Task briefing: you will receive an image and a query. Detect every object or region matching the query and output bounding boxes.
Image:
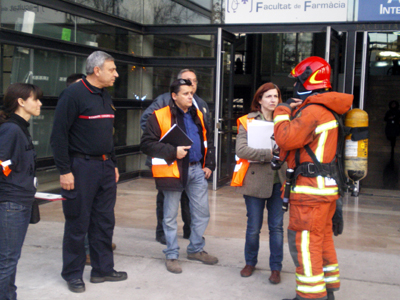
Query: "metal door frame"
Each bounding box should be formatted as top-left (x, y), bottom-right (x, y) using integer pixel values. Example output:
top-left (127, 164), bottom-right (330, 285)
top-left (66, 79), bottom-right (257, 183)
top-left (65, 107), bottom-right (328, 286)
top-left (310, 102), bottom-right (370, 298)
top-left (213, 28), bottom-right (236, 190)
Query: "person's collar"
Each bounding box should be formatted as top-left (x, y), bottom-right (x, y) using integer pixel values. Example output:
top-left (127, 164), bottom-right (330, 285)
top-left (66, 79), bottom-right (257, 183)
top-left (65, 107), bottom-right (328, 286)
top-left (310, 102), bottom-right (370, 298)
top-left (10, 113), bottom-right (30, 128)
top-left (176, 105), bottom-right (188, 115)
top-left (82, 76), bottom-right (103, 94)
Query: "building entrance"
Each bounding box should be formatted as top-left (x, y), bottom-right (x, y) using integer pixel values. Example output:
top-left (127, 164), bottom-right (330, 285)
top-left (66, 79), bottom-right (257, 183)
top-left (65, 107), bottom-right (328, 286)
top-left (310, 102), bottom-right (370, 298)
top-left (362, 32), bottom-right (400, 190)
top-left (215, 29), bottom-right (346, 189)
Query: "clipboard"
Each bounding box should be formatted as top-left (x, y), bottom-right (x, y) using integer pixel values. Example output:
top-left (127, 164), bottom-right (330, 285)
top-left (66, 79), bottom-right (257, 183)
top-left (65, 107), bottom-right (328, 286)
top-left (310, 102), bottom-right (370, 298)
top-left (159, 124), bottom-right (193, 146)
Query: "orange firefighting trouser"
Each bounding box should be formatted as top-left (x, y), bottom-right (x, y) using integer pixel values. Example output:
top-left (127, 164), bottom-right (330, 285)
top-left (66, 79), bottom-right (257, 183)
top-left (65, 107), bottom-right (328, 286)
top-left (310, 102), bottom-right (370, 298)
top-left (287, 201), bottom-right (340, 300)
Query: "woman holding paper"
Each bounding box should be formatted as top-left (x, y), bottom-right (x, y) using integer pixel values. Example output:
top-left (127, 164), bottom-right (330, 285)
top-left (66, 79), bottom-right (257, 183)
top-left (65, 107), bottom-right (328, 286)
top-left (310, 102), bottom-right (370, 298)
top-left (232, 82), bottom-right (286, 283)
top-left (0, 83), bottom-right (42, 300)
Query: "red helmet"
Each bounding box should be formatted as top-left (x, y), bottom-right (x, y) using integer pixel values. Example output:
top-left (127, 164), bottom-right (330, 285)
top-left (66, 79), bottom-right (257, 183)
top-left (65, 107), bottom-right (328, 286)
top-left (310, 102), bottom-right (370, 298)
top-left (290, 56), bottom-right (332, 91)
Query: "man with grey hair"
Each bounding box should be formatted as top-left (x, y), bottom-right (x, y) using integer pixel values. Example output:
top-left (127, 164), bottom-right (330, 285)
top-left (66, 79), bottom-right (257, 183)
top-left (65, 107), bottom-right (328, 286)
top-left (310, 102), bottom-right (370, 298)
top-left (51, 51), bottom-right (127, 293)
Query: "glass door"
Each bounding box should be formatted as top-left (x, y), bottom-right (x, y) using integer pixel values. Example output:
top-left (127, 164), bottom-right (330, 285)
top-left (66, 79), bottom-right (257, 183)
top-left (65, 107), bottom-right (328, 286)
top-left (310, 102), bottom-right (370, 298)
top-left (213, 28), bottom-right (236, 190)
top-left (325, 26), bottom-right (346, 93)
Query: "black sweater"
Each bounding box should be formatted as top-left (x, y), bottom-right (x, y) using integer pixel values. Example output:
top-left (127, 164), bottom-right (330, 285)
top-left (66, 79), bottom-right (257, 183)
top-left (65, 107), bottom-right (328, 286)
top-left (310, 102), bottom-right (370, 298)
top-left (0, 114), bottom-right (36, 205)
top-left (50, 77), bottom-right (116, 175)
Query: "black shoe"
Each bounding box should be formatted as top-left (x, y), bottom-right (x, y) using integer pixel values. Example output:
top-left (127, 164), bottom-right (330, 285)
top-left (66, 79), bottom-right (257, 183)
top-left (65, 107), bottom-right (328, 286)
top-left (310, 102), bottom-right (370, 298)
top-left (156, 234), bottom-right (166, 245)
top-left (67, 278), bottom-right (85, 293)
top-left (328, 291), bottom-right (335, 300)
top-left (90, 271), bottom-right (128, 283)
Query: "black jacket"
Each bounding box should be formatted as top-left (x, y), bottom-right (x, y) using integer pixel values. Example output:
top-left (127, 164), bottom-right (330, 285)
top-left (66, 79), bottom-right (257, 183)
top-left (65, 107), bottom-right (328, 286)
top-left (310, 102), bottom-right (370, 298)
top-left (140, 100), bottom-right (215, 191)
top-left (50, 77), bottom-right (116, 175)
top-left (0, 114), bottom-right (36, 205)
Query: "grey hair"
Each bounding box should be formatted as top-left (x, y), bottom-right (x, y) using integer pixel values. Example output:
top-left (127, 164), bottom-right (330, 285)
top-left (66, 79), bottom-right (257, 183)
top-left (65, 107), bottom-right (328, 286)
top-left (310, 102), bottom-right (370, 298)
top-left (86, 51), bottom-right (114, 75)
top-left (177, 69), bottom-right (196, 79)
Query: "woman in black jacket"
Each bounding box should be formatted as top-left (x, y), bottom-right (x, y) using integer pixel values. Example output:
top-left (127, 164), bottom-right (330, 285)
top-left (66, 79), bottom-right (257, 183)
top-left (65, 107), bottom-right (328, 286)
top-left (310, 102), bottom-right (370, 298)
top-left (0, 83), bottom-right (42, 300)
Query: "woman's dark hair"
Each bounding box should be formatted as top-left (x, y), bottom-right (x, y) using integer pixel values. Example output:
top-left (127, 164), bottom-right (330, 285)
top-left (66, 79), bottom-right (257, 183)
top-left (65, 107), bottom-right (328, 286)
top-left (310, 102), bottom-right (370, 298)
top-left (0, 83), bottom-right (43, 125)
top-left (250, 82), bottom-right (282, 112)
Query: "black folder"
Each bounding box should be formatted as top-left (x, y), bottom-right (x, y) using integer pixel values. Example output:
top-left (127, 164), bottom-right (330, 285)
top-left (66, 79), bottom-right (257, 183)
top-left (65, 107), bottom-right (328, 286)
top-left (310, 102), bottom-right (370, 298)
top-left (159, 124), bottom-right (193, 146)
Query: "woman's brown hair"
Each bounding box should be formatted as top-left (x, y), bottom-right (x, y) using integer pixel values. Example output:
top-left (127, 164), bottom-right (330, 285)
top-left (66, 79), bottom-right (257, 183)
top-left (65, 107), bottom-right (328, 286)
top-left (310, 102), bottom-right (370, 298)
top-left (250, 82), bottom-right (282, 112)
top-left (0, 83), bottom-right (43, 125)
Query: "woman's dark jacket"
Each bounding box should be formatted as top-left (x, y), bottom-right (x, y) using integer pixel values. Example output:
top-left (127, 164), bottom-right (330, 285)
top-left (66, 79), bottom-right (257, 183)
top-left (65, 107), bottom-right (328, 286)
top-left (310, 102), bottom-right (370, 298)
top-left (0, 114), bottom-right (36, 205)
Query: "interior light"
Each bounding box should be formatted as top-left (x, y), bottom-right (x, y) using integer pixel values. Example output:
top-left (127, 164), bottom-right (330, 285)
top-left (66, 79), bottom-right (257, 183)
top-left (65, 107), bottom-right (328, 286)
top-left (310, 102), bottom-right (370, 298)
top-left (379, 51), bottom-right (400, 57)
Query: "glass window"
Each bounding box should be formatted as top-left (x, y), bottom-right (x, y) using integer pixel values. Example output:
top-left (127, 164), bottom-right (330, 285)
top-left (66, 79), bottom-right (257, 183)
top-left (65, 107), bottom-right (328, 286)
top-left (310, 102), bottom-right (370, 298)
top-left (61, 0), bottom-right (211, 24)
top-left (369, 32), bottom-right (400, 76)
top-left (68, 0), bottom-right (144, 24)
top-left (145, 35), bottom-right (214, 57)
top-left (114, 109), bottom-right (143, 147)
top-left (117, 153), bottom-right (147, 174)
top-left (30, 110), bottom-right (55, 159)
top-left (190, 0), bottom-right (212, 10)
top-left (1, 44), bottom-right (145, 99)
top-left (141, 67), bottom-right (214, 103)
top-left (0, 0), bottom-right (143, 55)
top-left (143, 0), bottom-right (210, 24)
top-left (261, 33), bottom-right (313, 75)
top-left (4, 44), bottom-right (86, 96)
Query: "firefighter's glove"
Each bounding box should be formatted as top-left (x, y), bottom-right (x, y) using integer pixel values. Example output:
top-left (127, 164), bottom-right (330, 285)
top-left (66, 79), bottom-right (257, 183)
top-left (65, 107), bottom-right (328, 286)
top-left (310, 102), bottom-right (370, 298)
top-left (286, 98), bottom-right (297, 105)
top-left (332, 198), bottom-right (344, 236)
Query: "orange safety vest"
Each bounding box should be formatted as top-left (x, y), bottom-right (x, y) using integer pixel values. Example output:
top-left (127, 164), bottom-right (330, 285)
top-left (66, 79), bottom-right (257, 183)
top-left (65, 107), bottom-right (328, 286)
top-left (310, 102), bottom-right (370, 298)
top-left (231, 115), bottom-right (254, 187)
top-left (151, 106), bottom-right (208, 178)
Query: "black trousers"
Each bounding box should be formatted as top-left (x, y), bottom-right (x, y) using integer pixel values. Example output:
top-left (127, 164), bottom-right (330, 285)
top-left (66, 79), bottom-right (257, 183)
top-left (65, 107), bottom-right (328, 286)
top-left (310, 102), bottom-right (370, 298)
top-left (156, 190), bottom-right (191, 237)
top-left (61, 157), bottom-right (116, 281)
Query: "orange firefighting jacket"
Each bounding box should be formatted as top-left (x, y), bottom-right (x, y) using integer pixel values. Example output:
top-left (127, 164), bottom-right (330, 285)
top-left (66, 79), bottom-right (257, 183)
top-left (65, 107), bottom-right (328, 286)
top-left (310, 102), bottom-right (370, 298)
top-left (273, 92), bottom-right (353, 204)
top-left (231, 115), bottom-right (254, 186)
top-left (151, 106), bottom-right (207, 178)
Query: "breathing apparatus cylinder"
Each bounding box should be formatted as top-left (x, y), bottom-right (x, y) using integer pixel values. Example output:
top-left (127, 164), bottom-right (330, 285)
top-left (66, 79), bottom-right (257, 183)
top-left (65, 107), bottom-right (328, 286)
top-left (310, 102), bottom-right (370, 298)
top-left (344, 109), bottom-right (368, 195)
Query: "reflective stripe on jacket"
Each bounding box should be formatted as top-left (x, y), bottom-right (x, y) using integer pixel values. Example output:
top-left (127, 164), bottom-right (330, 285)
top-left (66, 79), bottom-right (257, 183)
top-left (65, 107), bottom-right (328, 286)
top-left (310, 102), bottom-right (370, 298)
top-left (231, 115), bottom-right (254, 187)
top-left (151, 106), bottom-right (207, 178)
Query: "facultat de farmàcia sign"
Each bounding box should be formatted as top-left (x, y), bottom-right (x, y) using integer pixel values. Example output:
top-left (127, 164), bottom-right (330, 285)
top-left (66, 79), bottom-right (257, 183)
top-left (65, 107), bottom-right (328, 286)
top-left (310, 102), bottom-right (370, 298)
top-left (224, 0), bottom-right (348, 24)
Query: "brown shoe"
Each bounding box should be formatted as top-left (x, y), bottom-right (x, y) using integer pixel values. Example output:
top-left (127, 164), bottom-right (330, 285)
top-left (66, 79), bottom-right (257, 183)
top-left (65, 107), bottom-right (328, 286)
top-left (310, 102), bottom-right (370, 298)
top-left (112, 243), bottom-right (116, 251)
top-left (269, 270), bottom-right (281, 284)
top-left (85, 254), bottom-right (91, 266)
top-left (240, 265), bottom-right (255, 277)
top-left (187, 251), bottom-right (218, 265)
top-left (165, 259), bottom-right (182, 274)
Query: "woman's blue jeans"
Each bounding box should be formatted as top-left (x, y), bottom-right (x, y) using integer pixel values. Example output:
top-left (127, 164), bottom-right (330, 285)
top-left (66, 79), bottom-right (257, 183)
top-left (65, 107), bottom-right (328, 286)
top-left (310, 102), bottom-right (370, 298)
top-left (0, 201), bottom-right (31, 300)
top-left (244, 183), bottom-right (284, 271)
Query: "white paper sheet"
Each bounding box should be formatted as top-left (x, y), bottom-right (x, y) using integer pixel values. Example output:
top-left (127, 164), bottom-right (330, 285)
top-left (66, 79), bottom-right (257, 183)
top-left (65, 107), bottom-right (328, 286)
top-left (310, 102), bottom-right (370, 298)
top-left (247, 120), bottom-right (274, 149)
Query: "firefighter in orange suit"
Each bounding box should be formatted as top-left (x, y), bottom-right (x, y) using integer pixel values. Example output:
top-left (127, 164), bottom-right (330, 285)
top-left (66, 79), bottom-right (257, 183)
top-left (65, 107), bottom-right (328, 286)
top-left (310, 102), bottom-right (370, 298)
top-left (273, 57), bottom-right (353, 300)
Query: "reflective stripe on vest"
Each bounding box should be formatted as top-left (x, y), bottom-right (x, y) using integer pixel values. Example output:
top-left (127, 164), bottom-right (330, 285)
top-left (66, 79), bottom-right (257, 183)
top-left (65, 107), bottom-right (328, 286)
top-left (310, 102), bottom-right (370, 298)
top-left (230, 115), bottom-right (254, 187)
top-left (152, 106), bottom-right (207, 178)
top-left (0, 160), bottom-right (12, 176)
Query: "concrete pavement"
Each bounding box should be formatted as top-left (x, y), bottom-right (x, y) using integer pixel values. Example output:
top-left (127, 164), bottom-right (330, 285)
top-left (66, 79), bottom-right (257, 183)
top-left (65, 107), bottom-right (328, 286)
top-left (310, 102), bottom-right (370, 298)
top-left (16, 220), bottom-right (400, 300)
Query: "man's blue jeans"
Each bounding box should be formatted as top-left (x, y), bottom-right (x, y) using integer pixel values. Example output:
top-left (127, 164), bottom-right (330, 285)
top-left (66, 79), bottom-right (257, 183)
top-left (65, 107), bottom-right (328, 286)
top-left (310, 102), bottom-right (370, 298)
top-left (162, 163), bottom-right (210, 259)
top-left (0, 201), bottom-right (31, 300)
top-left (244, 183), bottom-right (284, 271)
